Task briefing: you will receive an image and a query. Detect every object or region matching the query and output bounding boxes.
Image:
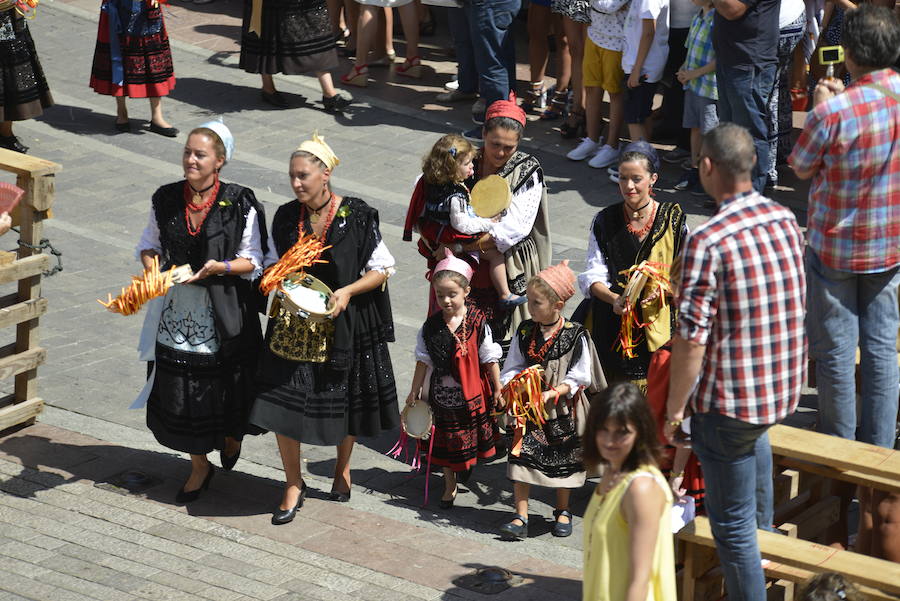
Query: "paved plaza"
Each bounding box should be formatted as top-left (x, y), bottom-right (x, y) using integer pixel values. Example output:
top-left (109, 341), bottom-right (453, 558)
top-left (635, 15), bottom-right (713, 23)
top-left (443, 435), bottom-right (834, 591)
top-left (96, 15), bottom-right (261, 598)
top-left (0, 3), bottom-right (814, 599)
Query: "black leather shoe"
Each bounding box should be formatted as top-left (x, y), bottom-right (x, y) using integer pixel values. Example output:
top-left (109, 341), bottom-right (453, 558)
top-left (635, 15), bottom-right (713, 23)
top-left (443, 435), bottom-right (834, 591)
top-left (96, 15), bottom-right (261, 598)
top-left (149, 122), bottom-right (179, 137)
top-left (328, 488), bottom-right (351, 503)
top-left (438, 486), bottom-right (457, 509)
top-left (272, 481), bottom-right (307, 525)
top-left (220, 445), bottom-right (241, 471)
top-left (322, 92), bottom-right (350, 114)
top-left (499, 514), bottom-right (528, 540)
top-left (0, 135), bottom-right (28, 154)
top-left (261, 90), bottom-right (288, 108)
top-left (551, 509), bottom-right (573, 538)
top-left (114, 120), bottom-right (131, 132)
top-left (175, 465), bottom-right (214, 504)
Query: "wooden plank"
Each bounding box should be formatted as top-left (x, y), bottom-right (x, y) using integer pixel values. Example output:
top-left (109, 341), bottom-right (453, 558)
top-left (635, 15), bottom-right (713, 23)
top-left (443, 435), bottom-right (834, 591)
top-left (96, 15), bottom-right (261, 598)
top-left (0, 397), bottom-right (42, 432)
top-left (0, 148), bottom-right (59, 177)
top-left (26, 174), bottom-right (56, 212)
top-left (777, 456), bottom-right (900, 495)
top-left (779, 496), bottom-right (840, 541)
top-left (0, 298), bottom-right (47, 330)
top-left (0, 254), bottom-right (50, 286)
top-left (15, 185), bottom-right (43, 404)
top-left (769, 424), bottom-right (900, 483)
top-left (0, 347), bottom-right (45, 380)
top-left (774, 469), bottom-right (800, 507)
top-left (765, 562), bottom-right (900, 601)
top-left (679, 517), bottom-right (900, 595)
top-left (0, 251), bottom-right (15, 266)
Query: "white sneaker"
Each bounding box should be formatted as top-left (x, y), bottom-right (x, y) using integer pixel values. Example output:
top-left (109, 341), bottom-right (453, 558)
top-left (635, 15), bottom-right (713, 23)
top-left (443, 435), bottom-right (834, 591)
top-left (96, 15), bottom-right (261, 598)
top-left (608, 167), bottom-right (620, 184)
top-left (567, 138), bottom-right (601, 161)
top-left (444, 79), bottom-right (459, 91)
top-left (588, 144), bottom-right (619, 169)
top-left (607, 165), bottom-right (618, 176)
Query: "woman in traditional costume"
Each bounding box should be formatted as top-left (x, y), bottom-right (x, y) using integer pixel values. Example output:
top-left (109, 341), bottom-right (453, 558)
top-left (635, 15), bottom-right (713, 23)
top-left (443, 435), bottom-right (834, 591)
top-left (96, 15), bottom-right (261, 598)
top-left (250, 133), bottom-right (398, 525)
top-left (582, 382), bottom-right (677, 601)
top-left (0, 7), bottom-right (53, 153)
top-left (498, 261), bottom-right (606, 540)
top-left (405, 251), bottom-right (503, 509)
top-left (90, 0), bottom-right (178, 136)
top-left (136, 121), bottom-right (268, 502)
top-left (576, 141), bottom-right (687, 389)
top-left (405, 99), bottom-right (551, 347)
top-left (240, 0), bottom-right (350, 112)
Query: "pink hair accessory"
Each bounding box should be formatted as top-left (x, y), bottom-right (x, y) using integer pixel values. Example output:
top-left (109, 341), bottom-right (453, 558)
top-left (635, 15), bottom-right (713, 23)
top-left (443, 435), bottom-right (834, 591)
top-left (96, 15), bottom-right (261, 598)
top-left (434, 247), bottom-right (474, 282)
top-left (537, 259), bottom-right (576, 302)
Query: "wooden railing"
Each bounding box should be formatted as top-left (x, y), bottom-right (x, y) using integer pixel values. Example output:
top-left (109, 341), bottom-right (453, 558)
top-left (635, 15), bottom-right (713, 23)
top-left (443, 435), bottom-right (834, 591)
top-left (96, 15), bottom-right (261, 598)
top-left (0, 148), bottom-right (59, 432)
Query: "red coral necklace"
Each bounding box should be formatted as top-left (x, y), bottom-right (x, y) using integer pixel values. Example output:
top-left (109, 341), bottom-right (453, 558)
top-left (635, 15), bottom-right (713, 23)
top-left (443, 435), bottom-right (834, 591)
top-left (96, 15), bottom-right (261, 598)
top-left (183, 176), bottom-right (220, 237)
top-left (527, 316), bottom-right (563, 363)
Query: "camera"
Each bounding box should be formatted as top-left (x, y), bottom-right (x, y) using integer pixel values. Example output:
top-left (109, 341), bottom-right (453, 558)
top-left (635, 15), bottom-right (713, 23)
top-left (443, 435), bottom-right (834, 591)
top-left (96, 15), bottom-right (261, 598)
top-left (818, 45), bottom-right (845, 78)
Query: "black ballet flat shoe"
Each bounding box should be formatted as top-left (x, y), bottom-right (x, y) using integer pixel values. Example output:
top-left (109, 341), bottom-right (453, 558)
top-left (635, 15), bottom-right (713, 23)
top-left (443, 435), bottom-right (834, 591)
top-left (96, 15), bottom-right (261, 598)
top-left (149, 121), bottom-right (179, 138)
top-left (261, 90), bottom-right (288, 108)
top-left (175, 465), bottom-right (214, 504)
top-left (114, 120), bottom-right (131, 133)
top-left (439, 486), bottom-right (458, 509)
top-left (0, 135), bottom-right (28, 154)
top-left (328, 488), bottom-right (351, 503)
top-left (499, 514), bottom-right (529, 540)
top-left (220, 446), bottom-right (241, 471)
top-left (322, 92), bottom-right (351, 114)
top-left (271, 481), bottom-right (308, 525)
top-left (551, 509), bottom-right (573, 538)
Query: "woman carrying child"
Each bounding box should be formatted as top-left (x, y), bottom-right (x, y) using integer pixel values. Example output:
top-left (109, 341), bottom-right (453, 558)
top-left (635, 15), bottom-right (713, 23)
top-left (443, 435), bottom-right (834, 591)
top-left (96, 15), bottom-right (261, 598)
top-left (498, 260), bottom-right (606, 539)
top-left (405, 250), bottom-right (504, 508)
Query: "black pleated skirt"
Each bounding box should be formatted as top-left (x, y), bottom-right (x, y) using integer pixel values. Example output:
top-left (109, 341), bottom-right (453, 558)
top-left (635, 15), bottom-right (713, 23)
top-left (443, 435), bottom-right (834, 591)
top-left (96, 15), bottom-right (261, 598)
top-left (0, 11), bottom-right (53, 121)
top-left (239, 0), bottom-right (338, 75)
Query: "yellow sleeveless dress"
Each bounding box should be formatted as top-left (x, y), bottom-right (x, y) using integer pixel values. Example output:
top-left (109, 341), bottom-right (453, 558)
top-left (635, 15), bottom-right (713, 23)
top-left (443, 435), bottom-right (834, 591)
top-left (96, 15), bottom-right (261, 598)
top-left (582, 464), bottom-right (677, 601)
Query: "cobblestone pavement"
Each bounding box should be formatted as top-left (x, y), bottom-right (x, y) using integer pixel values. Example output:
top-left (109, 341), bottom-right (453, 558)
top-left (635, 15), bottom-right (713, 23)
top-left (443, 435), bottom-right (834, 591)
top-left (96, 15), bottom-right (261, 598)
top-left (1, 2), bottom-right (814, 598)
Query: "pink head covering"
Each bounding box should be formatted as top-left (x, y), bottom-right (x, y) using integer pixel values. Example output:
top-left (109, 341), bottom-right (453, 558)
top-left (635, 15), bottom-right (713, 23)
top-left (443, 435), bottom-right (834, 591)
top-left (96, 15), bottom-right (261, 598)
top-left (433, 248), bottom-right (474, 282)
top-left (537, 260), bottom-right (576, 302)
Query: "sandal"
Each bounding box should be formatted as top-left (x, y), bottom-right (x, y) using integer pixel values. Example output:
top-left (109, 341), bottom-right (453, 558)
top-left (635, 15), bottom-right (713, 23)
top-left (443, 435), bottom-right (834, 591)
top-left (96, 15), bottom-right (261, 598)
top-left (522, 81), bottom-right (546, 114)
top-left (341, 64), bottom-right (368, 87)
top-left (540, 87), bottom-right (569, 121)
top-left (560, 109), bottom-right (585, 139)
top-left (396, 55), bottom-right (423, 79)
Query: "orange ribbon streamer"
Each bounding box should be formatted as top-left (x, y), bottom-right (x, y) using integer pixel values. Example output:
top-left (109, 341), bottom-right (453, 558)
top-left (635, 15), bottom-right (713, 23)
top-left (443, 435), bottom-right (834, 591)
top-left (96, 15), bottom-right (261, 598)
top-left (499, 366), bottom-right (550, 457)
top-left (259, 234), bottom-right (331, 295)
top-left (616, 260), bottom-right (672, 359)
top-left (98, 255), bottom-right (175, 316)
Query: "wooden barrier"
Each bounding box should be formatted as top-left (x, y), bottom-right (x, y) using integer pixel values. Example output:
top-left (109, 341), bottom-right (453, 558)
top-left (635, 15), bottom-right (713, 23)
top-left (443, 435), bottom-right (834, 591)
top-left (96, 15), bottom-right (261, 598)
top-left (0, 148), bottom-right (59, 432)
top-left (679, 517), bottom-right (900, 601)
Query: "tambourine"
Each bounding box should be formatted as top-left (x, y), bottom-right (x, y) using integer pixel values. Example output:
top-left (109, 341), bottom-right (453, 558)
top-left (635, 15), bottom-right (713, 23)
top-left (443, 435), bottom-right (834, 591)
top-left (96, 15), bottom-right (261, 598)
top-left (401, 401), bottom-right (433, 440)
top-left (276, 272), bottom-right (335, 322)
top-left (622, 265), bottom-right (649, 307)
top-left (469, 174), bottom-right (511, 218)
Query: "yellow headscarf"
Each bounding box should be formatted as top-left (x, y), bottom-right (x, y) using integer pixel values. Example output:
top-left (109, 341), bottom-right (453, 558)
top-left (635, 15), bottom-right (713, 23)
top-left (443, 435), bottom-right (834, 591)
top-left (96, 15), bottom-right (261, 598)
top-left (296, 132), bottom-right (340, 171)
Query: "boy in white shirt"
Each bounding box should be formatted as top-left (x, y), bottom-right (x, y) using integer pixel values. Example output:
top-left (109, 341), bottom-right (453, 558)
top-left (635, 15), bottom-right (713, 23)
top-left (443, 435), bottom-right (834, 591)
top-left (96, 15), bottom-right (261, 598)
top-left (621, 0), bottom-right (669, 147)
top-left (566, 0), bottom-right (632, 170)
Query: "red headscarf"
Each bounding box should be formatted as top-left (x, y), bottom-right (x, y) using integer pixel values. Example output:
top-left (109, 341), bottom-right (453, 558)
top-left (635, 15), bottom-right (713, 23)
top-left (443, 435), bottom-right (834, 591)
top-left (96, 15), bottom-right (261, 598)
top-left (485, 97), bottom-right (526, 127)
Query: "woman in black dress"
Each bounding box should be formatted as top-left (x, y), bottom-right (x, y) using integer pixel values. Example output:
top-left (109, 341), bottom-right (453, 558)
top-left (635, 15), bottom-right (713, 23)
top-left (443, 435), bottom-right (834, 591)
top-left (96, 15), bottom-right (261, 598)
top-left (0, 8), bottom-right (53, 153)
top-left (136, 121), bottom-right (268, 502)
top-left (251, 133), bottom-right (398, 524)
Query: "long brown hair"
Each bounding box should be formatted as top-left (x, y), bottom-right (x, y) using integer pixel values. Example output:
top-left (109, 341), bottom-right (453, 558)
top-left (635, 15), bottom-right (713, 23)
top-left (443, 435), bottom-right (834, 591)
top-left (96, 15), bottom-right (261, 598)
top-left (582, 382), bottom-right (662, 473)
top-left (422, 134), bottom-right (474, 186)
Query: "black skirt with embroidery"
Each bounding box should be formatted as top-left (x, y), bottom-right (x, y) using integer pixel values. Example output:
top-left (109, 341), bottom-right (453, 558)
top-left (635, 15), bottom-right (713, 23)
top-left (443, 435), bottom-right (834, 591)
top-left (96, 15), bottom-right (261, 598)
top-left (0, 11), bottom-right (52, 121)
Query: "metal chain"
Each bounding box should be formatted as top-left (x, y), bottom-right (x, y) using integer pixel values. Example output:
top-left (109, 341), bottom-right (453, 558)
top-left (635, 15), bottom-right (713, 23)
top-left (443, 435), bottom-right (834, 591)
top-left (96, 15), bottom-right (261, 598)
top-left (12, 226), bottom-right (63, 277)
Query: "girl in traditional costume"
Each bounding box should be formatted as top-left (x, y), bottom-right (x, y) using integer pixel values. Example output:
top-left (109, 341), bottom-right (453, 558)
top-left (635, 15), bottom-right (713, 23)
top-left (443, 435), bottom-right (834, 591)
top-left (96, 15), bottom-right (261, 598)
top-left (498, 260), bottom-right (606, 539)
top-left (405, 250), bottom-right (503, 509)
top-left (239, 0), bottom-right (350, 113)
top-left (250, 133), bottom-right (398, 525)
top-left (136, 121), bottom-right (268, 502)
top-left (0, 7), bottom-right (53, 153)
top-left (90, 0), bottom-right (178, 136)
top-left (576, 141), bottom-right (687, 389)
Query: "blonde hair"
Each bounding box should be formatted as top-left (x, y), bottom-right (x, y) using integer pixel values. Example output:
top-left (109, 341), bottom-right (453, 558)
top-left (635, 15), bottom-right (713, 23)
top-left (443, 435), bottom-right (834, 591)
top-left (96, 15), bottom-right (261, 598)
top-left (422, 134), bottom-right (475, 186)
top-left (527, 276), bottom-right (562, 306)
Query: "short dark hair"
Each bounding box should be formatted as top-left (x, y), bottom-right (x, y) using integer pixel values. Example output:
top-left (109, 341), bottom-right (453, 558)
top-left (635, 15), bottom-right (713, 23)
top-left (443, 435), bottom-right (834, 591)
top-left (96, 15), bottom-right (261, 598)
top-left (843, 5), bottom-right (900, 69)
top-left (483, 117), bottom-right (524, 139)
top-left (582, 382), bottom-right (662, 473)
top-left (701, 123), bottom-right (756, 180)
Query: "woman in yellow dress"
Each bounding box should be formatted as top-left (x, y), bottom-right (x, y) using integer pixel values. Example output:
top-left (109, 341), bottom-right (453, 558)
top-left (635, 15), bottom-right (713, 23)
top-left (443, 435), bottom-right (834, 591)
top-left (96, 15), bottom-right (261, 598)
top-left (581, 381), bottom-right (676, 601)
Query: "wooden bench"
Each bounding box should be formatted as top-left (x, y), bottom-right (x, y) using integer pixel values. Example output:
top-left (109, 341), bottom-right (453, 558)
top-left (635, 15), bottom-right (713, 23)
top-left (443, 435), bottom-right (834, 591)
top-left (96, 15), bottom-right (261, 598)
top-left (678, 517), bottom-right (900, 601)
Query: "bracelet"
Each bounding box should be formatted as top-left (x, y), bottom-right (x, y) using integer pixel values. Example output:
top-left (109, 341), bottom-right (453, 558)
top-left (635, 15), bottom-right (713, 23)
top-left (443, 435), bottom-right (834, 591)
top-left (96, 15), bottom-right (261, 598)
top-left (223, 260), bottom-right (231, 274)
top-left (666, 418), bottom-right (682, 428)
top-left (670, 471), bottom-right (685, 479)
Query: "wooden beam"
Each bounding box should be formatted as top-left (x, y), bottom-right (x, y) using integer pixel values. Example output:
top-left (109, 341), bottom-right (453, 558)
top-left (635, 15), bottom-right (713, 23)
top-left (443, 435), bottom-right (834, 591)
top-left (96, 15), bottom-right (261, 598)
top-left (766, 562), bottom-right (900, 601)
top-left (680, 517), bottom-right (900, 595)
top-left (0, 397), bottom-right (43, 432)
top-left (776, 456), bottom-right (900, 495)
top-left (769, 424), bottom-right (900, 483)
top-left (0, 149), bottom-right (59, 177)
top-left (0, 298), bottom-right (47, 330)
top-left (0, 347), bottom-right (45, 380)
top-left (0, 254), bottom-right (50, 286)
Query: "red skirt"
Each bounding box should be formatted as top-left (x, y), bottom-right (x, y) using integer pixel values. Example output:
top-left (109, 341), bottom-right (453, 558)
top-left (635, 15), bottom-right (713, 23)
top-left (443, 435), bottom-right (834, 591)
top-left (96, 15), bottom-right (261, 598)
top-left (89, 4), bottom-right (175, 98)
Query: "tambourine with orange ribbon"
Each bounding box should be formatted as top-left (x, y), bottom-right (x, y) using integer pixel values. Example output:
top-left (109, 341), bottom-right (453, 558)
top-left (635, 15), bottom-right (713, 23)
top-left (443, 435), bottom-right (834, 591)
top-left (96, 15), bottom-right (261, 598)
top-left (616, 260), bottom-right (672, 359)
top-left (499, 365), bottom-right (554, 457)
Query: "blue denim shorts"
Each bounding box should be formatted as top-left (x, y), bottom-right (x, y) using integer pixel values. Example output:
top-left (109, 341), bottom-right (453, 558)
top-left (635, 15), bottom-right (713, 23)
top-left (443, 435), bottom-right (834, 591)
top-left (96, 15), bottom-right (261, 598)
top-left (682, 88), bottom-right (719, 133)
top-left (623, 76), bottom-right (658, 123)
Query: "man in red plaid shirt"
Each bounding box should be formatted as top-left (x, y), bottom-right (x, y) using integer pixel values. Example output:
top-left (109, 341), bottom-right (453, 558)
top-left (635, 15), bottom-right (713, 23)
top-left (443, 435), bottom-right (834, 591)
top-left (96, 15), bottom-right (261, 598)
top-left (665, 123), bottom-right (806, 601)
top-left (789, 4), bottom-right (900, 558)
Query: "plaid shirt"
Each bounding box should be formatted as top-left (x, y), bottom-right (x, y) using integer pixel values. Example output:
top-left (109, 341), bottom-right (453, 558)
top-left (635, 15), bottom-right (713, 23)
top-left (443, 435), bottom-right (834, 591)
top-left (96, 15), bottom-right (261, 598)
top-left (789, 68), bottom-right (900, 273)
top-left (677, 191), bottom-right (806, 425)
top-left (682, 8), bottom-right (717, 100)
